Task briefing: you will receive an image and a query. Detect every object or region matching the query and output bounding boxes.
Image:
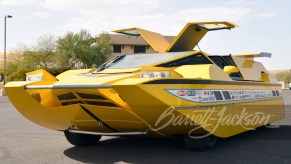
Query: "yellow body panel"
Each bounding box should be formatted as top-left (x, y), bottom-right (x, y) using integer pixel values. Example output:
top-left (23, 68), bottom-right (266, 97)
top-left (5, 81), bottom-right (149, 133)
top-left (166, 22), bottom-right (237, 52)
top-left (56, 68), bottom-right (96, 80)
top-left (175, 64), bottom-right (231, 80)
top-left (5, 81), bottom-right (76, 130)
top-left (99, 68), bottom-right (140, 74)
top-left (113, 82), bottom-right (284, 137)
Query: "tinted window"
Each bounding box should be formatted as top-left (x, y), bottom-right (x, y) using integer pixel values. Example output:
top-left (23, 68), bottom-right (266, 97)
top-left (107, 52), bottom-right (191, 69)
top-left (223, 56), bottom-right (236, 66)
top-left (158, 54), bottom-right (212, 67)
top-left (209, 56), bottom-right (229, 69)
top-left (210, 55), bottom-right (243, 80)
top-left (134, 46), bottom-right (146, 53)
top-left (223, 56), bottom-right (244, 80)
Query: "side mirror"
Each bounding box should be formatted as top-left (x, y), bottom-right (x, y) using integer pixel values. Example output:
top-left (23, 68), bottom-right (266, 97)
top-left (223, 66), bottom-right (239, 75)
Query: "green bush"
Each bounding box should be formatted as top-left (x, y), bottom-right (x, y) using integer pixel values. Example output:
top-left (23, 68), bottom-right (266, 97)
top-left (7, 68), bottom-right (27, 81)
top-left (274, 71), bottom-right (291, 85)
top-left (6, 68), bottom-right (70, 82)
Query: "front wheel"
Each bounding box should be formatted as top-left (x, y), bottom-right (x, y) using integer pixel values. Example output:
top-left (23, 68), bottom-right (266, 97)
top-left (64, 130), bottom-right (102, 146)
top-left (183, 134), bottom-right (216, 151)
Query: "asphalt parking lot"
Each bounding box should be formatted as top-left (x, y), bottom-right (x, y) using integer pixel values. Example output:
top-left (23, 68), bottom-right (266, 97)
top-left (0, 91), bottom-right (291, 164)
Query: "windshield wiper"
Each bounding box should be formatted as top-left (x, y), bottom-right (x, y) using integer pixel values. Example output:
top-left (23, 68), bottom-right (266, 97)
top-left (97, 55), bottom-right (126, 72)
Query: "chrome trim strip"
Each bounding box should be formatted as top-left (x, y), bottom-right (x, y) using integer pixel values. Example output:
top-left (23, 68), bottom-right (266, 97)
top-left (68, 130), bottom-right (148, 136)
top-left (24, 84), bottom-right (112, 90)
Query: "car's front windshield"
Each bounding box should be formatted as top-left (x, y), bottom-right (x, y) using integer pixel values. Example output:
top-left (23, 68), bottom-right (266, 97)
top-left (104, 51), bottom-right (192, 69)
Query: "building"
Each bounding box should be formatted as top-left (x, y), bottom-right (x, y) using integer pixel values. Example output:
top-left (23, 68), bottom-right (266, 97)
top-left (108, 34), bottom-right (175, 59)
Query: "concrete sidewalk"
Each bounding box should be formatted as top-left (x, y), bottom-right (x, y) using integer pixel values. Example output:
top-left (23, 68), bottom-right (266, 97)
top-left (0, 95), bottom-right (8, 102)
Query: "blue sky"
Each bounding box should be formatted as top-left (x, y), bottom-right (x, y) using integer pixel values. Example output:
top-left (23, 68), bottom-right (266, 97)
top-left (0, 0), bottom-right (291, 70)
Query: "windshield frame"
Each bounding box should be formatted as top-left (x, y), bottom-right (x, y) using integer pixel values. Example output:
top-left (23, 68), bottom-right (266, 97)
top-left (100, 51), bottom-right (213, 70)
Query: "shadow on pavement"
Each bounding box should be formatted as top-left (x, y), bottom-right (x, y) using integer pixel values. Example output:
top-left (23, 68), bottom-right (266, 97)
top-left (64, 125), bottom-right (291, 164)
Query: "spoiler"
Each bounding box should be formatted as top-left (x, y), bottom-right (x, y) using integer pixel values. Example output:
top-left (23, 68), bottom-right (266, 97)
top-left (232, 52), bottom-right (272, 58)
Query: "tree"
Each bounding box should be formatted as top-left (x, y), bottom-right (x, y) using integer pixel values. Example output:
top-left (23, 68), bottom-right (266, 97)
top-left (275, 70), bottom-right (291, 85)
top-left (56, 30), bottom-right (112, 69)
top-left (5, 30), bottom-right (112, 81)
top-left (5, 34), bottom-right (57, 81)
top-left (24, 34), bottom-right (57, 70)
top-left (5, 48), bottom-right (29, 81)
top-left (93, 32), bottom-right (112, 67)
top-left (55, 32), bottom-right (78, 69)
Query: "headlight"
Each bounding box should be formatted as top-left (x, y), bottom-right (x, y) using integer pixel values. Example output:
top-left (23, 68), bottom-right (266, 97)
top-left (26, 73), bottom-right (43, 82)
top-left (141, 71), bottom-right (170, 78)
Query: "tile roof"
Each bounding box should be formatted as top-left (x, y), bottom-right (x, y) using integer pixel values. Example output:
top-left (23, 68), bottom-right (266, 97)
top-left (109, 34), bottom-right (175, 45)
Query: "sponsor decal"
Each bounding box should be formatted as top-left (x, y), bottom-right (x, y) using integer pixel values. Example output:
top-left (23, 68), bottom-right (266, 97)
top-left (177, 90), bottom-right (187, 96)
top-left (166, 89), bottom-right (282, 103)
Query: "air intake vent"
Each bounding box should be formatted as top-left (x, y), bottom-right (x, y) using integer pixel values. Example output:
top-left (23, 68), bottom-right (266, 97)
top-left (86, 101), bottom-right (118, 107)
top-left (57, 93), bottom-right (77, 100)
top-left (62, 101), bottom-right (82, 106)
top-left (76, 92), bottom-right (107, 100)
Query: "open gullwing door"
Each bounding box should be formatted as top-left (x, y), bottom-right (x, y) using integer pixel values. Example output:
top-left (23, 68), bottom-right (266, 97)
top-left (113, 22), bottom-right (238, 53)
top-left (167, 22), bottom-right (238, 52)
top-left (112, 27), bottom-right (170, 53)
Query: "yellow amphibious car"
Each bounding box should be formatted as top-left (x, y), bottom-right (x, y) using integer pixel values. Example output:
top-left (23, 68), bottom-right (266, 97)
top-left (5, 22), bottom-right (285, 151)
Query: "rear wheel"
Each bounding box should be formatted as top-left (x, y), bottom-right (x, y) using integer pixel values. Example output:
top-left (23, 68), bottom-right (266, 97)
top-left (183, 134), bottom-right (216, 151)
top-left (64, 130), bottom-right (102, 146)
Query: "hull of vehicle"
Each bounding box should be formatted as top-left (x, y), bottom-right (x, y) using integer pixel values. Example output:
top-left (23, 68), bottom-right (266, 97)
top-left (4, 80), bottom-right (149, 134)
top-left (5, 77), bottom-right (285, 138)
top-left (113, 79), bottom-right (285, 137)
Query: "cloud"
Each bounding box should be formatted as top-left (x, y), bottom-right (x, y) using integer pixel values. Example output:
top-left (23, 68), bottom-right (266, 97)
top-left (42, 0), bottom-right (160, 14)
top-left (173, 7), bottom-right (250, 22)
top-left (225, 0), bottom-right (258, 6)
top-left (0, 0), bottom-right (265, 35)
top-left (36, 0), bottom-right (251, 35)
top-left (0, 0), bottom-right (40, 6)
top-left (58, 6), bottom-right (250, 35)
top-left (252, 12), bottom-right (276, 19)
top-left (31, 11), bottom-right (51, 19)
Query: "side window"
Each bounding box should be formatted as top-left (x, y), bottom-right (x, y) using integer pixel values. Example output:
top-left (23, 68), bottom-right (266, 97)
top-left (157, 54), bottom-right (212, 67)
top-left (223, 56), bottom-right (236, 66)
top-left (208, 56), bottom-right (229, 69)
top-left (209, 55), bottom-right (243, 80)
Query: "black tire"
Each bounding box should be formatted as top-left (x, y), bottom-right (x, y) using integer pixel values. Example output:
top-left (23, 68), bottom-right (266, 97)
top-left (183, 135), bottom-right (216, 151)
top-left (64, 130), bottom-right (102, 146)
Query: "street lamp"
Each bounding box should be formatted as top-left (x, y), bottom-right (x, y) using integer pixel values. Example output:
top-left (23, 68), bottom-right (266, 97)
top-left (3, 15), bottom-right (12, 85)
